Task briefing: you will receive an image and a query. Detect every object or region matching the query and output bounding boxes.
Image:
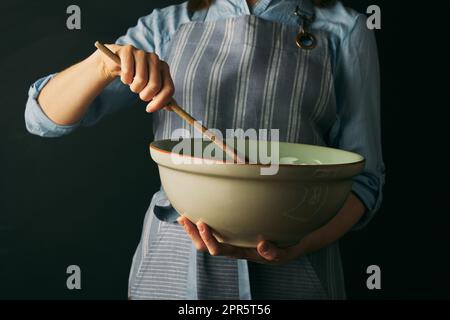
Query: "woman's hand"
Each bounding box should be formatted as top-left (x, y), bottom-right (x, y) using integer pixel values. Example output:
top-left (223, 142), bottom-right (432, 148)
top-left (177, 216), bottom-right (306, 265)
top-left (95, 44), bottom-right (175, 112)
top-left (177, 193), bottom-right (366, 265)
top-left (38, 43), bottom-right (175, 126)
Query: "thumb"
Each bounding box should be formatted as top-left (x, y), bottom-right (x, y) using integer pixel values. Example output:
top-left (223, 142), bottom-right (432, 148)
top-left (257, 241), bottom-right (279, 262)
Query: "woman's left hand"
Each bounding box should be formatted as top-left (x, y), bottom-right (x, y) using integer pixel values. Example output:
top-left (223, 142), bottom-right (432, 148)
top-left (177, 216), bottom-right (305, 265)
top-left (177, 193), bottom-right (367, 265)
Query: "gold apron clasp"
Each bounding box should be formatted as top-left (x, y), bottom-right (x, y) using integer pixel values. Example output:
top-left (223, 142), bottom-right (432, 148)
top-left (294, 5), bottom-right (317, 50)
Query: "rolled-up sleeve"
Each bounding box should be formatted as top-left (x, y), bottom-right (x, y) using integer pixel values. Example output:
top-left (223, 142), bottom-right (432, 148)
top-left (329, 14), bottom-right (386, 229)
top-left (25, 74), bottom-right (81, 137)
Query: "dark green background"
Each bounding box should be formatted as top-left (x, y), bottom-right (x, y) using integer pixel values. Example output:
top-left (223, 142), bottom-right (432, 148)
top-left (0, 0), bottom-right (444, 299)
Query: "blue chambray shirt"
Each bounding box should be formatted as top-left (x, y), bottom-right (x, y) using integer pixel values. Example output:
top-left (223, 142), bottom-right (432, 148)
top-left (25, 0), bottom-right (384, 244)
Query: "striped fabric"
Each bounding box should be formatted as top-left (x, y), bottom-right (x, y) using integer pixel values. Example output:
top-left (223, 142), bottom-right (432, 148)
top-left (154, 15), bottom-right (336, 143)
top-left (130, 13), bottom-right (344, 300)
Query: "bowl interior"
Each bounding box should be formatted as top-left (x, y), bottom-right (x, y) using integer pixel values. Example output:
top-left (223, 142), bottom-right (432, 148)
top-left (151, 138), bottom-right (364, 166)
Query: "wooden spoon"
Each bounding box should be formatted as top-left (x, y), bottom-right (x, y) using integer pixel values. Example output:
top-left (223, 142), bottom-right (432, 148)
top-left (94, 41), bottom-right (246, 163)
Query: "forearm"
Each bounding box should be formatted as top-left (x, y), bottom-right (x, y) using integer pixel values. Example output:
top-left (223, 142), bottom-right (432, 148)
top-left (298, 192), bottom-right (366, 255)
top-left (37, 51), bottom-right (113, 126)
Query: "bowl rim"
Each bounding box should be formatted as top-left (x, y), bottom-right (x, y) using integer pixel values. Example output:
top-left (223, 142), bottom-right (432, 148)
top-left (150, 138), bottom-right (366, 169)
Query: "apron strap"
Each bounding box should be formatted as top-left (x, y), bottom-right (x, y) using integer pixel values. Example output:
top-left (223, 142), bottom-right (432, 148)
top-left (299, 0), bottom-right (315, 18)
top-left (189, 4), bottom-right (209, 22)
top-left (186, 244), bottom-right (199, 299)
top-left (238, 259), bottom-right (252, 300)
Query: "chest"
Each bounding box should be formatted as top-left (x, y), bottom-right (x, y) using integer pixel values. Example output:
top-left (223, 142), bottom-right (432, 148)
top-left (155, 15), bottom-right (337, 145)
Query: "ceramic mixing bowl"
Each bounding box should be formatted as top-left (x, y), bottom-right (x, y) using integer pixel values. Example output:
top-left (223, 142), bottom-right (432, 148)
top-left (150, 138), bottom-right (364, 248)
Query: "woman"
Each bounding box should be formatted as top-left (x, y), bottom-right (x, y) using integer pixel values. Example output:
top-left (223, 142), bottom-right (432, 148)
top-left (25, 0), bottom-right (385, 299)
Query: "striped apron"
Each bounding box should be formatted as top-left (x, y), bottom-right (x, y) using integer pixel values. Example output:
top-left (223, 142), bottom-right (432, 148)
top-left (128, 1), bottom-right (346, 300)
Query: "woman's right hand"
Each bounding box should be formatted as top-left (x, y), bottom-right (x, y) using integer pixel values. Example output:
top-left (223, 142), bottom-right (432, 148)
top-left (95, 44), bottom-right (175, 113)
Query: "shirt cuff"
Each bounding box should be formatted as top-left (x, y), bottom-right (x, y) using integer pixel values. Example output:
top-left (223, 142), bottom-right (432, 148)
top-left (351, 173), bottom-right (384, 231)
top-left (24, 74), bottom-right (81, 137)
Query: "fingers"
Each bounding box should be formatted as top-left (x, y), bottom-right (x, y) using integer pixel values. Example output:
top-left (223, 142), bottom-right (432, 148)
top-left (256, 240), bottom-right (302, 264)
top-left (140, 53), bottom-right (162, 106)
top-left (196, 222), bottom-right (263, 262)
top-left (129, 49), bottom-right (148, 94)
top-left (178, 217), bottom-right (301, 265)
top-left (117, 45), bottom-right (135, 85)
top-left (196, 221), bottom-right (224, 256)
top-left (177, 216), bottom-right (207, 252)
top-left (257, 240), bottom-right (281, 262)
top-left (113, 45), bottom-right (175, 112)
top-left (146, 61), bottom-right (175, 112)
